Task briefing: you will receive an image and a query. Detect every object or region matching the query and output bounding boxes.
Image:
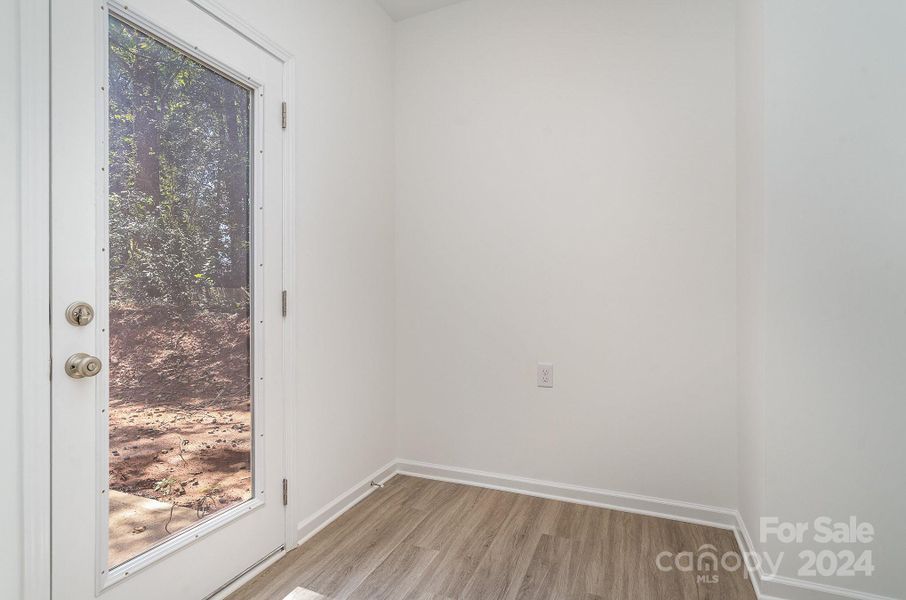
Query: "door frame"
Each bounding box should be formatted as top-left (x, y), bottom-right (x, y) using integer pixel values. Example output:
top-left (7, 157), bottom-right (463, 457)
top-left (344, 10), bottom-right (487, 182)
top-left (19, 1), bottom-right (298, 597)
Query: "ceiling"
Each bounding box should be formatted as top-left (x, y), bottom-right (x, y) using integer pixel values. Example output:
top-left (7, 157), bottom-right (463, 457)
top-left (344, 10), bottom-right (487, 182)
top-left (375, 0), bottom-right (470, 22)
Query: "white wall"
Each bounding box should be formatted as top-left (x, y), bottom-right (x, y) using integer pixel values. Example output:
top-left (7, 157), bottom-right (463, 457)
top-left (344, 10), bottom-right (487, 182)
top-left (737, 1), bottom-right (906, 597)
top-left (763, 6), bottom-right (906, 590)
top-left (2, 0), bottom-right (22, 598)
top-left (215, 0), bottom-right (398, 528)
top-left (735, 0), bottom-right (766, 556)
top-left (395, 0), bottom-right (738, 508)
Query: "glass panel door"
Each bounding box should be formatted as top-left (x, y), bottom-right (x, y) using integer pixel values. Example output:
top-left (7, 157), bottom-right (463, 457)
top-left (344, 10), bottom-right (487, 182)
top-left (52, 1), bottom-right (285, 596)
top-left (106, 13), bottom-right (254, 568)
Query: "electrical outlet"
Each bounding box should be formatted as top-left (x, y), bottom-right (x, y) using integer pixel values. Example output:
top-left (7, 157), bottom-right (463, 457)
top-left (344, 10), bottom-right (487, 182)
top-left (537, 363), bottom-right (553, 388)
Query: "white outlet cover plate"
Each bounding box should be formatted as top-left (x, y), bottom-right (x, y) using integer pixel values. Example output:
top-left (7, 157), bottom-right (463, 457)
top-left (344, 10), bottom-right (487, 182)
top-left (537, 363), bottom-right (553, 388)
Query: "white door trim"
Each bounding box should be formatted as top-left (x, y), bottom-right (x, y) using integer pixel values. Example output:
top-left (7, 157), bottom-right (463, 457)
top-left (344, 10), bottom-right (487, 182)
top-left (20, 0), bottom-right (52, 598)
top-left (21, 1), bottom-right (297, 597)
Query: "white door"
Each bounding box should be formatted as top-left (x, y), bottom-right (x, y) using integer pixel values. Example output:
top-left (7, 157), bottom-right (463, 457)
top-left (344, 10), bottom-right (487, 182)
top-left (51, 1), bottom-right (287, 598)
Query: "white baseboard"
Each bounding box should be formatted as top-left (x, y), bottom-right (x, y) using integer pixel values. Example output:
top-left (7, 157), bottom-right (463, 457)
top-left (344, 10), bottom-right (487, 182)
top-left (295, 459), bottom-right (398, 545)
top-left (732, 511), bottom-right (899, 600)
top-left (395, 458), bottom-right (739, 530)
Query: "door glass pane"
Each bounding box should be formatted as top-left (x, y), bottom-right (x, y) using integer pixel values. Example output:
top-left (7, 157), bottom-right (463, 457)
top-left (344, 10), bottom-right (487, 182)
top-left (107, 14), bottom-right (253, 568)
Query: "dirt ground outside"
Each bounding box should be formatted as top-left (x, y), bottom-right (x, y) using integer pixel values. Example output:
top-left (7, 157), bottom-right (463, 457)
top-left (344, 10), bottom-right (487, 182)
top-left (108, 306), bottom-right (252, 566)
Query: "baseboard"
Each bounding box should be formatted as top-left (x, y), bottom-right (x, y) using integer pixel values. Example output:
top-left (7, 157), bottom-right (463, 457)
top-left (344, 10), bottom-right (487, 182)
top-left (732, 512), bottom-right (898, 600)
top-left (295, 459), bottom-right (398, 545)
top-left (395, 458), bottom-right (739, 530)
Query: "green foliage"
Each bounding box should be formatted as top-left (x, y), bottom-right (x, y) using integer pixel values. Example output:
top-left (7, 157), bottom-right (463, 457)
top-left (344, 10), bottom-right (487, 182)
top-left (108, 16), bottom-right (251, 312)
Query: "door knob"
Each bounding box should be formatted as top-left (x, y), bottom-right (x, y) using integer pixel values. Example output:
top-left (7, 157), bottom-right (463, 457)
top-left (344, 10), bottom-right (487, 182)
top-left (65, 353), bottom-right (103, 379)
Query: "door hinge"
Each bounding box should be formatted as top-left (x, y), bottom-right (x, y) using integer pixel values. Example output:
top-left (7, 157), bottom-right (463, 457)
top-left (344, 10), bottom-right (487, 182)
top-left (281, 290), bottom-right (287, 317)
top-left (282, 478), bottom-right (288, 506)
top-left (281, 101), bottom-right (287, 129)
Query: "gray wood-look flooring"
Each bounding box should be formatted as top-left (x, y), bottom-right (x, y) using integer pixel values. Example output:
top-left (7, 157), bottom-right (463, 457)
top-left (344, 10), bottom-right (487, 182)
top-left (228, 475), bottom-right (756, 600)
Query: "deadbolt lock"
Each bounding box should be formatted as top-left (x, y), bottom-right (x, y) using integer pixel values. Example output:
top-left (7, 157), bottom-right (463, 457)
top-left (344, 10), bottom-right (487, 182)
top-left (65, 353), bottom-right (102, 379)
top-left (65, 301), bottom-right (94, 326)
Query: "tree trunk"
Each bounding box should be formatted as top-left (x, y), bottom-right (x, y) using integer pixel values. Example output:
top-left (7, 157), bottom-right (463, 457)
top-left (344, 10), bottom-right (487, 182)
top-left (219, 80), bottom-right (250, 290)
top-left (133, 49), bottom-right (162, 202)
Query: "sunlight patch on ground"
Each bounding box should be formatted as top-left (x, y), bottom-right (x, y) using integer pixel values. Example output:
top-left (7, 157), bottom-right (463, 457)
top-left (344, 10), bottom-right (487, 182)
top-left (284, 588), bottom-right (329, 600)
top-left (108, 490), bottom-right (198, 567)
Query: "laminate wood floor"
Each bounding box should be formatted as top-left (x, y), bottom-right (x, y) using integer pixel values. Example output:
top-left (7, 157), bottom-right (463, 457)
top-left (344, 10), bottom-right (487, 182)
top-left (228, 475), bottom-right (757, 600)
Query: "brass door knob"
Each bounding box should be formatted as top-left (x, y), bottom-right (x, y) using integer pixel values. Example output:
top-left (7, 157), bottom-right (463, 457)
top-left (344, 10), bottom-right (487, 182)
top-left (65, 353), bottom-right (103, 379)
